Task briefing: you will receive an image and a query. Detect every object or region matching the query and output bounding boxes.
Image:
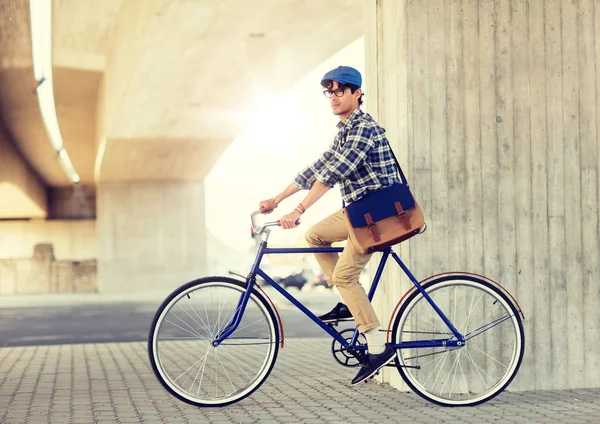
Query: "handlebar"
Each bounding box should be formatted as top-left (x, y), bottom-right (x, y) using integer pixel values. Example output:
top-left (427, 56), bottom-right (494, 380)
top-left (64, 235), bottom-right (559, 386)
top-left (251, 210), bottom-right (301, 235)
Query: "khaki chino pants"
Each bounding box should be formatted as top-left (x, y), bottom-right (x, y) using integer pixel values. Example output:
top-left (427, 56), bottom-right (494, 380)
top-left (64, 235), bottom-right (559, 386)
top-left (305, 209), bottom-right (380, 333)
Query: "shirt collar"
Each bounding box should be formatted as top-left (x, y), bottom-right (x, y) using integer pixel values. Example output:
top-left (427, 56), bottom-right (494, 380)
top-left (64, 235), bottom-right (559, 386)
top-left (336, 107), bottom-right (364, 129)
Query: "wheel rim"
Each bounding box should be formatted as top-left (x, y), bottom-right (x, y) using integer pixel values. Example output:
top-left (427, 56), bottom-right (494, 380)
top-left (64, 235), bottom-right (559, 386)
top-left (395, 280), bottom-right (523, 405)
top-left (151, 282), bottom-right (277, 405)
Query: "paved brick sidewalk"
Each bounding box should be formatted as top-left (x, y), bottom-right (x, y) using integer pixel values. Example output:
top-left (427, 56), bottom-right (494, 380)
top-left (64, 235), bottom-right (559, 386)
top-left (0, 338), bottom-right (598, 424)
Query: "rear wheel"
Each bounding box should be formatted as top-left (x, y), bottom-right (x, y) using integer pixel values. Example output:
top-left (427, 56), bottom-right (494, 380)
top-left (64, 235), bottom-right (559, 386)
top-left (148, 277), bottom-right (279, 407)
top-left (391, 275), bottom-right (524, 406)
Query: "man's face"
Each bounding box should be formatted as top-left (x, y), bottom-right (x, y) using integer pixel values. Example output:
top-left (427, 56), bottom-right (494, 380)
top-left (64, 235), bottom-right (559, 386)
top-left (325, 81), bottom-right (361, 120)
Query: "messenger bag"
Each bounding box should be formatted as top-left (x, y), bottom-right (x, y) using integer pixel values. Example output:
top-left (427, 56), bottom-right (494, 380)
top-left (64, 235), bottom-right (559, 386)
top-left (343, 145), bottom-right (425, 255)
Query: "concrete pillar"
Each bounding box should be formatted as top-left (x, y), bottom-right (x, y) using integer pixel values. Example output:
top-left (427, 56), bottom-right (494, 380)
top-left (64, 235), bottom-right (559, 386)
top-left (366, 0), bottom-right (600, 392)
top-left (97, 181), bottom-right (206, 293)
top-left (0, 130), bottom-right (47, 218)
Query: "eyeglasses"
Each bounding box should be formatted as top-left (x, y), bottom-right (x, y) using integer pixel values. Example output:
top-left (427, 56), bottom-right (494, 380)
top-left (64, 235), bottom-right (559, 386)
top-left (322, 87), bottom-right (348, 98)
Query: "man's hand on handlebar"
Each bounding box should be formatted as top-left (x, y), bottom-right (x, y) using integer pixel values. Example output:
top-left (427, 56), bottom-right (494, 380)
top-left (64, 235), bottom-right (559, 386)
top-left (258, 198), bottom-right (278, 214)
top-left (279, 210), bottom-right (302, 229)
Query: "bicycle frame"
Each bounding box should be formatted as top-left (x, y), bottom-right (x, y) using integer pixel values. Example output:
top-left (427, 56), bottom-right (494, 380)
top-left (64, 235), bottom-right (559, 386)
top-left (215, 243), bottom-right (465, 350)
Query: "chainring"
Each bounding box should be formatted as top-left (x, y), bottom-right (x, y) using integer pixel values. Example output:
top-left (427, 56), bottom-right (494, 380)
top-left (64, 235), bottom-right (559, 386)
top-left (331, 329), bottom-right (367, 368)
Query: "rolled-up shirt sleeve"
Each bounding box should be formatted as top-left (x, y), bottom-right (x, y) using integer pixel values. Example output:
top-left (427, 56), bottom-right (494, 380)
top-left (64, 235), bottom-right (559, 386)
top-left (292, 167), bottom-right (315, 190)
top-left (314, 123), bottom-right (374, 187)
top-left (292, 150), bottom-right (332, 189)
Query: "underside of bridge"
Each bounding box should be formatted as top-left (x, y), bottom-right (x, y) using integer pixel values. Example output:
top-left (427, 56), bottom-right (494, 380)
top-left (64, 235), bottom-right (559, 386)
top-left (0, 0), bottom-right (362, 291)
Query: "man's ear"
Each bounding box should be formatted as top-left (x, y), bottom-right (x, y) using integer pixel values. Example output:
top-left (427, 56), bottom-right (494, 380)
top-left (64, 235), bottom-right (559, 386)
top-left (355, 88), bottom-right (362, 99)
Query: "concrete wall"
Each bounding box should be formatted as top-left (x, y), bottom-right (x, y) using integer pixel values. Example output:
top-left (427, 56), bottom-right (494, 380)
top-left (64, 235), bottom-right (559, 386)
top-left (0, 220), bottom-right (97, 260)
top-left (0, 220), bottom-right (97, 294)
top-left (367, 0), bottom-right (600, 391)
top-left (0, 244), bottom-right (96, 294)
top-left (97, 181), bottom-right (207, 293)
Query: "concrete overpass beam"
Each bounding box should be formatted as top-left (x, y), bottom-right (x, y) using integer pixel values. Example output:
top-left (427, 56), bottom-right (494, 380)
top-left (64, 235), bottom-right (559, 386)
top-left (97, 180), bottom-right (206, 293)
top-left (101, 0), bottom-right (160, 138)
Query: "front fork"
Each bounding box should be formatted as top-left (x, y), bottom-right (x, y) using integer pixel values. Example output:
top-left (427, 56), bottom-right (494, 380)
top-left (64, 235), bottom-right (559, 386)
top-left (213, 276), bottom-right (256, 345)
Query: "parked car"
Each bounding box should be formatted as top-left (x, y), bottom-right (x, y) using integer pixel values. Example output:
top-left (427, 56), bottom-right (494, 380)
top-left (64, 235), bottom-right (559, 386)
top-left (279, 271), bottom-right (308, 289)
top-left (311, 271), bottom-right (329, 289)
top-left (257, 263), bottom-right (309, 290)
top-left (302, 255), bottom-right (331, 290)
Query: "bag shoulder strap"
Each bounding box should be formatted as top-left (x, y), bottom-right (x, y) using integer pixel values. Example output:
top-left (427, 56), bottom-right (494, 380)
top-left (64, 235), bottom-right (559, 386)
top-left (386, 139), bottom-right (408, 185)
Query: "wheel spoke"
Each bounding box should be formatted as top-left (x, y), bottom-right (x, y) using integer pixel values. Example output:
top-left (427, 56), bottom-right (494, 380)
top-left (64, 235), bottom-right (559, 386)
top-left (202, 291), bottom-right (213, 339)
top-left (458, 352), bottom-right (469, 398)
top-left (460, 289), bottom-right (484, 332)
top-left (215, 349), bottom-right (237, 395)
top-left (463, 346), bottom-right (494, 385)
top-left (163, 318), bottom-right (205, 339)
top-left (188, 292), bottom-right (215, 335)
top-left (464, 314), bottom-right (514, 340)
top-left (471, 345), bottom-right (508, 369)
top-left (175, 303), bottom-right (212, 337)
top-left (445, 351), bottom-right (461, 397)
top-left (191, 349), bottom-right (210, 392)
top-left (173, 353), bottom-right (206, 384)
top-left (467, 302), bottom-right (500, 337)
top-left (422, 350), bottom-right (449, 388)
top-left (221, 347), bottom-right (252, 380)
top-left (158, 336), bottom-right (209, 340)
top-left (231, 317), bottom-right (267, 334)
top-left (430, 350), bottom-right (450, 392)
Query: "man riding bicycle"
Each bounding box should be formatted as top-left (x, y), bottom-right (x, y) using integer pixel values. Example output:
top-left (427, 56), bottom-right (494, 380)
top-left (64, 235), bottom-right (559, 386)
top-left (259, 66), bottom-right (398, 385)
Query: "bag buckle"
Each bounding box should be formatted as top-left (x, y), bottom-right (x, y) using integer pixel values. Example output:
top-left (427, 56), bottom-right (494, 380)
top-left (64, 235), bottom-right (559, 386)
top-left (394, 201), bottom-right (411, 230)
top-left (394, 201), bottom-right (405, 216)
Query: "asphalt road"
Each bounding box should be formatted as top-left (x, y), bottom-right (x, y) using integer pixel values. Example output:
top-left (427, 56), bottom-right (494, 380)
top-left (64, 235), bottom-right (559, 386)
top-left (0, 289), bottom-right (354, 347)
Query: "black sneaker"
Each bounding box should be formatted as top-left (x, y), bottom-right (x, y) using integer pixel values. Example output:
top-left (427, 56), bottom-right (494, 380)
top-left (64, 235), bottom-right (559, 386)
top-left (318, 302), bottom-right (353, 323)
top-left (351, 344), bottom-right (396, 385)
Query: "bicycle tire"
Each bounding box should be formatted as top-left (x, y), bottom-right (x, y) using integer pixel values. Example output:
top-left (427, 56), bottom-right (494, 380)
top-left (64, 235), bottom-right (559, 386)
top-left (148, 276), bottom-right (279, 407)
top-left (390, 274), bottom-right (524, 406)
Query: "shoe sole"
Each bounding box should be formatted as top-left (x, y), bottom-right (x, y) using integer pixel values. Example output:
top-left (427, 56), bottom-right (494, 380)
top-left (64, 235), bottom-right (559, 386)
top-left (320, 317), bottom-right (354, 323)
top-left (351, 353), bottom-right (396, 386)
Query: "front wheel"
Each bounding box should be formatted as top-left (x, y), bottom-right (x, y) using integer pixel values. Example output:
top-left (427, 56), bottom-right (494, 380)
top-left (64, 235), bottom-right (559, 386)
top-left (391, 274), bottom-right (524, 406)
top-left (148, 277), bottom-right (279, 407)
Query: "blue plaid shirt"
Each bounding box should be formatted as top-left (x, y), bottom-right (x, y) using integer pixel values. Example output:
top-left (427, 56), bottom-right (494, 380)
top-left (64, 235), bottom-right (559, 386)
top-left (293, 108), bottom-right (401, 204)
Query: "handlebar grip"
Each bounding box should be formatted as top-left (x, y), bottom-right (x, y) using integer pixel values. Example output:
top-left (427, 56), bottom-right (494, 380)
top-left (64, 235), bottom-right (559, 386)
top-left (276, 219), bottom-right (301, 226)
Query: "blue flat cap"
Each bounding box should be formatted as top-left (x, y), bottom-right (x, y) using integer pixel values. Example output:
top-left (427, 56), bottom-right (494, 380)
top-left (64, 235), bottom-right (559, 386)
top-left (320, 66), bottom-right (362, 88)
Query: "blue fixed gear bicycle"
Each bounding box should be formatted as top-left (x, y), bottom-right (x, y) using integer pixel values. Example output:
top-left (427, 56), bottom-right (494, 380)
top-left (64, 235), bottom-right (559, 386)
top-left (148, 211), bottom-right (525, 407)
